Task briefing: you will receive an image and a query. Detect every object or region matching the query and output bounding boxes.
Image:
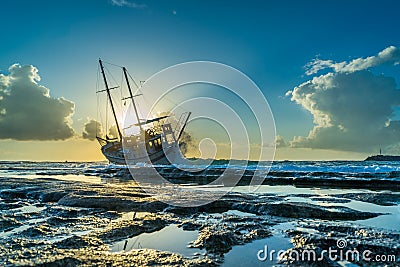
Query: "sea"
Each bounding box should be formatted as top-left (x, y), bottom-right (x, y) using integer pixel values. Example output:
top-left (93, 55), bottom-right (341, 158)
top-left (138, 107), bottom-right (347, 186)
top-left (1, 160), bottom-right (399, 266)
top-left (1, 160), bottom-right (400, 182)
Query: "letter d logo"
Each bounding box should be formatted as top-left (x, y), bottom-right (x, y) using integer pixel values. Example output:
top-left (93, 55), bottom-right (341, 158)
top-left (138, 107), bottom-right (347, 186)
top-left (257, 245), bottom-right (268, 261)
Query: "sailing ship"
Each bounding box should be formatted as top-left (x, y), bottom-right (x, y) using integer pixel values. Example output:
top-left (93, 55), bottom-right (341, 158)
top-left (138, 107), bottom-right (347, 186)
top-left (96, 59), bottom-right (190, 165)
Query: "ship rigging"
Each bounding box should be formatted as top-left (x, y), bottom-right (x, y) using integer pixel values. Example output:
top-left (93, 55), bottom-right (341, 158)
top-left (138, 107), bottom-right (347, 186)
top-left (95, 59), bottom-right (190, 165)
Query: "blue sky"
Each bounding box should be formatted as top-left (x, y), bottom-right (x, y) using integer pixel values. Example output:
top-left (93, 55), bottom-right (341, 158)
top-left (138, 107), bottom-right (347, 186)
top-left (1, 0), bottom-right (400, 160)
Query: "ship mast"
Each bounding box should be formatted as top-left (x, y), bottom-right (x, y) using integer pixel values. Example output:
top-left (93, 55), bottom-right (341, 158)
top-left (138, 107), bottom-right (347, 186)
top-left (99, 59), bottom-right (123, 141)
top-left (123, 67), bottom-right (143, 132)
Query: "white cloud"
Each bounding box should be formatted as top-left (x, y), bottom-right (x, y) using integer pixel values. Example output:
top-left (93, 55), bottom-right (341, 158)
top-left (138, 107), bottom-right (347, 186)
top-left (288, 46), bottom-right (400, 153)
top-left (111, 0), bottom-right (146, 8)
top-left (108, 125), bottom-right (119, 139)
top-left (305, 59), bottom-right (335, 75)
top-left (306, 46), bottom-right (400, 75)
top-left (0, 64), bottom-right (75, 140)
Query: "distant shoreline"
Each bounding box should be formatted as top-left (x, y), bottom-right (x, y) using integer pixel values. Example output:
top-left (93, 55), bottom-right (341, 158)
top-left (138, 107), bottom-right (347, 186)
top-left (364, 155), bottom-right (400, 161)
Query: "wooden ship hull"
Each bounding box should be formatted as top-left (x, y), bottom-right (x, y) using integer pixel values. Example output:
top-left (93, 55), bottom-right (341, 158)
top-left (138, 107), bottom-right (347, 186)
top-left (101, 140), bottom-right (181, 165)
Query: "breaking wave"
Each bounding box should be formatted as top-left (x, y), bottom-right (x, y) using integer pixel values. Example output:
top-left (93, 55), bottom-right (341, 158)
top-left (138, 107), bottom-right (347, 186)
top-left (1, 160), bottom-right (400, 182)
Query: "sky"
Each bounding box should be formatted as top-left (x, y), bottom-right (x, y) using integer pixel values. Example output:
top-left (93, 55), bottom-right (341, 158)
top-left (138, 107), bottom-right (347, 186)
top-left (1, 0), bottom-right (400, 161)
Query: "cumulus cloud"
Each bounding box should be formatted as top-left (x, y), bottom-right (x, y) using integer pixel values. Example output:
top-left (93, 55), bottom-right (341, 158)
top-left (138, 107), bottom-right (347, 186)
top-left (275, 135), bottom-right (287, 148)
top-left (82, 120), bottom-right (120, 141)
top-left (0, 64), bottom-right (75, 140)
top-left (111, 0), bottom-right (146, 8)
top-left (288, 50), bottom-right (400, 152)
top-left (305, 46), bottom-right (400, 75)
top-left (82, 119), bottom-right (102, 141)
top-left (108, 125), bottom-right (119, 139)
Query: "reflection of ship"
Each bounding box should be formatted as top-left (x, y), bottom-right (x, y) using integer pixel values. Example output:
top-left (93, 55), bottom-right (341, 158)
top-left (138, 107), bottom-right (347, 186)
top-left (96, 59), bottom-right (190, 165)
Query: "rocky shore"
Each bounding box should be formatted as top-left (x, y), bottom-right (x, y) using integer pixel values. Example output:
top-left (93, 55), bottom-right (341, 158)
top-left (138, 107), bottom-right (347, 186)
top-left (0, 176), bottom-right (399, 266)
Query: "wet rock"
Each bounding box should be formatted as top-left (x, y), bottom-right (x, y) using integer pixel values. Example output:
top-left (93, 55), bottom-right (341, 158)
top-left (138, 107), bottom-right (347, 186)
top-left (231, 202), bottom-right (262, 215)
top-left (166, 206), bottom-right (196, 216)
top-left (55, 235), bottom-right (104, 249)
top-left (39, 190), bottom-right (71, 202)
top-left (315, 225), bottom-right (352, 237)
top-left (243, 228), bottom-right (271, 242)
top-left (36, 257), bottom-right (82, 267)
top-left (97, 217), bottom-right (167, 241)
top-left (0, 202), bottom-right (24, 210)
top-left (58, 193), bottom-right (139, 211)
top-left (284, 194), bottom-right (319, 198)
top-left (58, 193), bottom-right (167, 212)
top-left (0, 215), bottom-right (21, 231)
top-left (0, 187), bottom-right (41, 199)
top-left (167, 200), bottom-right (232, 216)
top-left (179, 221), bottom-right (202, 231)
top-left (49, 206), bottom-right (95, 218)
top-left (64, 249), bottom-right (216, 266)
top-left (200, 200), bottom-right (232, 213)
top-left (335, 193), bottom-right (400, 206)
top-left (263, 202), bottom-right (381, 220)
top-left (260, 176), bottom-right (400, 191)
top-left (223, 216), bottom-right (253, 223)
top-left (20, 223), bottom-right (55, 237)
top-left (46, 216), bottom-right (77, 226)
top-left (9, 213), bottom-right (32, 221)
top-left (103, 210), bottom-right (120, 219)
top-left (192, 226), bottom-right (239, 254)
top-left (119, 191), bottom-right (150, 198)
top-left (141, 200), bottom-right (168, 213)
top-left (309, 197), bottom-right (351, 203)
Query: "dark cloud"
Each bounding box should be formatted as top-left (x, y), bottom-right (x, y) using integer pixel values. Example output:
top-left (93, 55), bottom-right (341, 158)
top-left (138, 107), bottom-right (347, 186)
top-left (288, 70), bottom-right (400, 152)
top-left (178, 131), bottom-right (197, 156)
top-left (82, 119), bottom-right (102, 141)
top-left (275, 135), bottom-right (287, 148)
top-left (0, 64), bottom-right (75, 140)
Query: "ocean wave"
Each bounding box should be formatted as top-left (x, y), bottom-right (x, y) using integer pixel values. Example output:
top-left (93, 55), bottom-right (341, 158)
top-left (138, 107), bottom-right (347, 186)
top-left (1, 160), bottom-right (400, 182)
